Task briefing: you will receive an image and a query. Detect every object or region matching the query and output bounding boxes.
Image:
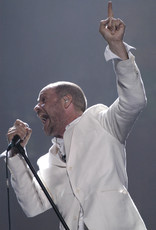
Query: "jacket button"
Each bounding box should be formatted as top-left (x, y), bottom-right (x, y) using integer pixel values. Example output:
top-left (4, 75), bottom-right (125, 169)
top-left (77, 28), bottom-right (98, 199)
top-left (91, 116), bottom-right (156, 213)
top-left (73, 216), bottom-right (77, 221)
top-left (76, 188), bottom-right (80, 193)
top-left (120, 189), bottom-right (128, 194)
top-left (68, 166), bottom-right (72, 171)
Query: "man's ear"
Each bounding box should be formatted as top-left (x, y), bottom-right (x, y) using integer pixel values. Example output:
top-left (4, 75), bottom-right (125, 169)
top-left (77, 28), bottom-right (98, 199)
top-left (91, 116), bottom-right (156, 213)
top-left (63, 94), bottom-right (72, 109)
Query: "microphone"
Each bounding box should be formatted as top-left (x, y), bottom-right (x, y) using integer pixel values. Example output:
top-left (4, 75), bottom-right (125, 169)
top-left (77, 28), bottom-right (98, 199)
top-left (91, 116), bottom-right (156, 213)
top-left (7, 135), bottom-right (21, 151)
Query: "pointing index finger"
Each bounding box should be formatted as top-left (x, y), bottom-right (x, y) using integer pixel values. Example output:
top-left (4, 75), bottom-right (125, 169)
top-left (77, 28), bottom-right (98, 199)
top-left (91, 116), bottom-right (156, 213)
top-left (108, 1), bottom-right (114, 18)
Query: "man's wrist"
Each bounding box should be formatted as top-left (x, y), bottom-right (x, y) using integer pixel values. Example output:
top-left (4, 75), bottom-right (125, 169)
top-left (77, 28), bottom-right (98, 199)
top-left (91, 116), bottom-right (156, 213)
top-left (108, 41), bottom-right (129, 60)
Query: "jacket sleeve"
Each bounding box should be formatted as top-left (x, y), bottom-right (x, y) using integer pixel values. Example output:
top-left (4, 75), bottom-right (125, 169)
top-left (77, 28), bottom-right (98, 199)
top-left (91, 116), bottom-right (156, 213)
top-left (7, 154), bottom-right (51, 217)
top-left (98, 52), bottom-right (147, 144)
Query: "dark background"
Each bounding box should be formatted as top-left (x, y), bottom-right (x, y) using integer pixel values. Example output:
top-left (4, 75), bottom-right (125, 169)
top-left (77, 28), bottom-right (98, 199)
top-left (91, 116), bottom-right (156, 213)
top-left (0, 0), bottom-right (155, 229)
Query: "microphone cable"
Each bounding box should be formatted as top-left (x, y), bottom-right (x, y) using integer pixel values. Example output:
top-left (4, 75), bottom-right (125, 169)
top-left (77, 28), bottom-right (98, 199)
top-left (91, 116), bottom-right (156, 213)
top-left (5, 150), bottom-right (12, 230)
top-left (4, 134), bottom-right (21, 230)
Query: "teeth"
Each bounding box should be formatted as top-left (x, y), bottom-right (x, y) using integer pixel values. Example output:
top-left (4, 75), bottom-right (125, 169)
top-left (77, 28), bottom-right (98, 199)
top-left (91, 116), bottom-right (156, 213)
top-left (42, 117), bottom-right (47, 122)
top-left (39, 114), bottom-right (48, 124)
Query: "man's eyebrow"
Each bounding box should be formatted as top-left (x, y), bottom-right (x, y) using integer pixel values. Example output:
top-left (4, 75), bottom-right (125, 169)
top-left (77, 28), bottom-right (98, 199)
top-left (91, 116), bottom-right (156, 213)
top-left (37, 93), bottom-right (47, 102)
top-left (37, 94), bottom-right (43, 102)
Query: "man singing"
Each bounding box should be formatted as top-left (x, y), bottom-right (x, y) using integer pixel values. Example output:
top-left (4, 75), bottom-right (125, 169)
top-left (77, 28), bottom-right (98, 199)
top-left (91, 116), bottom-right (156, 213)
top-left (6, 2), bottom-right (147, 230)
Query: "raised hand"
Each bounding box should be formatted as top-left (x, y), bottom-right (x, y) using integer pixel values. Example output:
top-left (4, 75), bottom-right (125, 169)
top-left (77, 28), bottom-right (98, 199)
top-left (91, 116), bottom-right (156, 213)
top-left (99, 1), bottom-right (128, 60)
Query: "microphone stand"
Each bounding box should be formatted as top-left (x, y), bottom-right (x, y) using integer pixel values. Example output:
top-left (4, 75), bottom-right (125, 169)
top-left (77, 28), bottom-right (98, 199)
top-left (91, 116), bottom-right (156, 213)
top-left (13, 143), bottom-right (70, 230)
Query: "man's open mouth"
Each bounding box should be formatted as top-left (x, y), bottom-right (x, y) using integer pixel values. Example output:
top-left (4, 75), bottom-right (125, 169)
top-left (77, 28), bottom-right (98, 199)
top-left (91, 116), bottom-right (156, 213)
top-left (39, 114), bottom-right (49, 124)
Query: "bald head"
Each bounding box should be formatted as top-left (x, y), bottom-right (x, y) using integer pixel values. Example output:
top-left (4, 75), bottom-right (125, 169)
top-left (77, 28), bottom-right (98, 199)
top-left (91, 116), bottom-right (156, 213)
top-left (41, 81), bottom-right (87, 113)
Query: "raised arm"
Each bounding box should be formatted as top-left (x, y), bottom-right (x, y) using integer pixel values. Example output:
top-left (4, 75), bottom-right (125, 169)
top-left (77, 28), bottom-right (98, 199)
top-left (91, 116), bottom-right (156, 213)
top-left (98, 2), bottom-right (147, 143)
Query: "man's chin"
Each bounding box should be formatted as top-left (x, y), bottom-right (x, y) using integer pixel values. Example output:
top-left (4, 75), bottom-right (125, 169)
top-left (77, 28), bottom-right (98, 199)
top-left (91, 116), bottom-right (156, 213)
top-left (44, 132), bottom-right (52, 137)
top-left (43, 126), bottom-right (52, 136)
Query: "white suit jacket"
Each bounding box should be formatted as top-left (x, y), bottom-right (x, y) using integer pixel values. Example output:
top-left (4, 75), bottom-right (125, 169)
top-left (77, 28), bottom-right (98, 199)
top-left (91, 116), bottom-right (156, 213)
top-left (8, 54), bottom-right (147, 230)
